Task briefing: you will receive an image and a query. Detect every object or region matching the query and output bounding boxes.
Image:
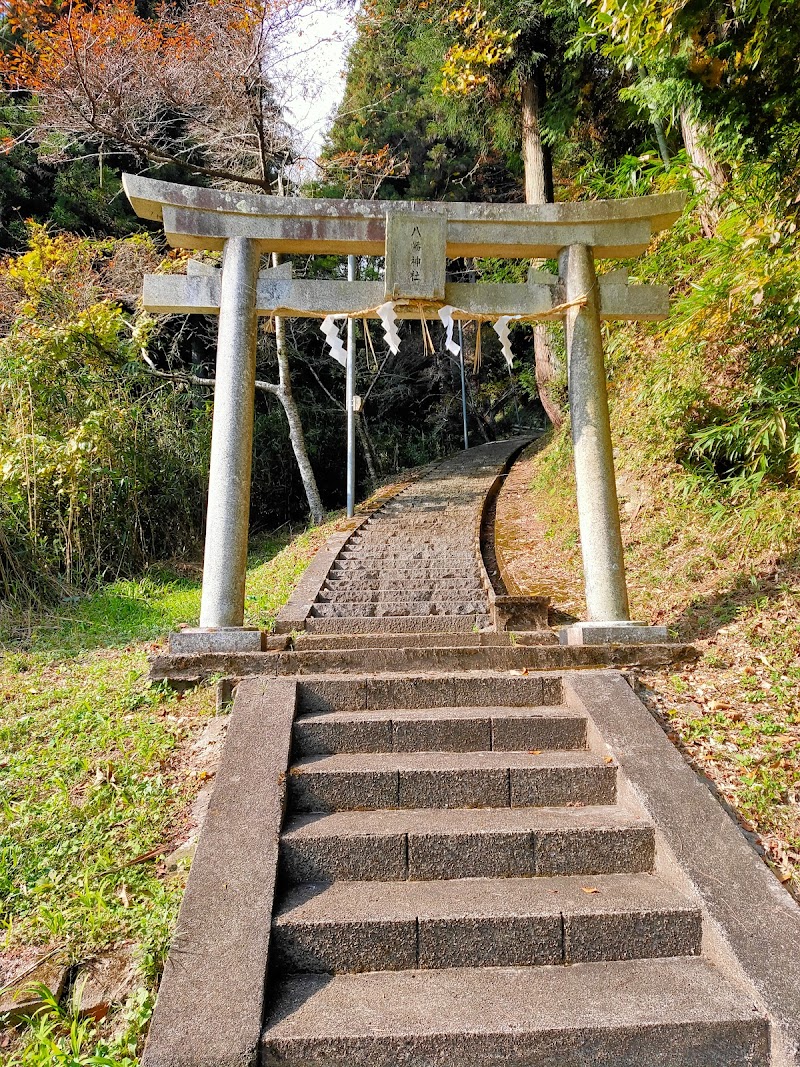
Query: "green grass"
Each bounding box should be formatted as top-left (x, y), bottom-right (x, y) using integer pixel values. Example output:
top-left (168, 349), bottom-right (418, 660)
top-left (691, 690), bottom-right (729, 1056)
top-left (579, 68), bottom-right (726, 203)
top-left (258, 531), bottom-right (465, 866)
top-left (0, 519), bottom-right (341, 1065)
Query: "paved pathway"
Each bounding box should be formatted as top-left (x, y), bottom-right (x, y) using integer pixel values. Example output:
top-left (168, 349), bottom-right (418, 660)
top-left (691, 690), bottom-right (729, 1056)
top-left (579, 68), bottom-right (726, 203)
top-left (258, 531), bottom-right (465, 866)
top-left (309, 440), bottom-right (520, 630)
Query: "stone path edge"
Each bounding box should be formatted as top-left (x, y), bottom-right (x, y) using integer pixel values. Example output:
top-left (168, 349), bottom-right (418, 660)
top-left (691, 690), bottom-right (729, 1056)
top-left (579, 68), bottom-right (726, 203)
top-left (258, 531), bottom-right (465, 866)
top-left (565, 670), bottom-right (800, 1067)
top-left (474, 437), bottom-right (551, 631)
top-left (141, 677), bottom-right (296, 1067)
top-left (274, 463), bottom-right (440, 636)
top-left (149, 644), bottom-right (697, 686)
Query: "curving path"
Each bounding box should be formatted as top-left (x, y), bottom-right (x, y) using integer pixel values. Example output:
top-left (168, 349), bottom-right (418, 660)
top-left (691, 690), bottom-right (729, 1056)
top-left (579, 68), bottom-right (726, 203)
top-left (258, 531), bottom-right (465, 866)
top-left (307, 439), bottom-right (524, 632)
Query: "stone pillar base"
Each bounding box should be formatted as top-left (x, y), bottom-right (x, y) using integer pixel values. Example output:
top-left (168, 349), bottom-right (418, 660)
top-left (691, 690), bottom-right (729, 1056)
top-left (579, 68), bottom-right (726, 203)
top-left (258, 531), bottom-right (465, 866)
top-left (168, 627), bottom-right (264, 654)
top-left (559, 621), bottom-right (669, 646)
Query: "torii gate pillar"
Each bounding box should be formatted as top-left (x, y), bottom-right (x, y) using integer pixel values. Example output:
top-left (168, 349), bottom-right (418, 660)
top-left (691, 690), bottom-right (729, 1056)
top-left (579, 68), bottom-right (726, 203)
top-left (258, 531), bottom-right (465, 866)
top-left (558, 243), bottom-right (666, 646)
top-left (198, 236), bottom-right (261, 640)
top-left (561, 243), bottom-right (629, 621)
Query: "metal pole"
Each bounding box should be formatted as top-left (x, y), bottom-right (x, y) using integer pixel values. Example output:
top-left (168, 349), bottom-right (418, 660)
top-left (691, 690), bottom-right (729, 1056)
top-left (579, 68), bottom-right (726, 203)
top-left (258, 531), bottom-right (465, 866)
top-left (199, 237), bottom-right (260, 628)
top-left (559, 243), bottom-right (630, 623)
top-left (458, 320), bottom-right (469, 450)
top-left (508, 365), bottom-right (520, 430)
top-left (346, 254), bottom-right (357, 517)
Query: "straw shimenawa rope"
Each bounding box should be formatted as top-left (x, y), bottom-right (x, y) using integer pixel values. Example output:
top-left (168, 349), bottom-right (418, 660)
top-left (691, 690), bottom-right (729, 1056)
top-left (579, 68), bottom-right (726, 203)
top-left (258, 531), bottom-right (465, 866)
top-left (273, 294), bottom-right (590, 323)
top-left (319, 292), bottom-right (590, 370)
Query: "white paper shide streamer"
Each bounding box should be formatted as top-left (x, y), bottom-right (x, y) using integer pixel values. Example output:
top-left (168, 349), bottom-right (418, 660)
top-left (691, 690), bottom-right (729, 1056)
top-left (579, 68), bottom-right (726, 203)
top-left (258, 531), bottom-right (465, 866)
top-left (377, 301), bottom-right (401, 355)
top-left (437, 305), bottom-right (461, 358)
top-left (493, 315), bottom-right (513, 369)
top-left (320, 314), bottom-right (347, 367)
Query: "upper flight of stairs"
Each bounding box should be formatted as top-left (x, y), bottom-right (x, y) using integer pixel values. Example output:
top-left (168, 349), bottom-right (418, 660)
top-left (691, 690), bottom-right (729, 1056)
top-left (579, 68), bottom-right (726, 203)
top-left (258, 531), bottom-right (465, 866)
top-left (306, 445), bottom-right (511, 633)
top-left (261, 677), bottom-right (769, 1066)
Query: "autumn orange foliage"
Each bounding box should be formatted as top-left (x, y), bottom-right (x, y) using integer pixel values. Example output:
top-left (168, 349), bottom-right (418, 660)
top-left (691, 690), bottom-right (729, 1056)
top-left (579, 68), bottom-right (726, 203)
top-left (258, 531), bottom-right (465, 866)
top-left (0, 0), bottom-right (312, 188)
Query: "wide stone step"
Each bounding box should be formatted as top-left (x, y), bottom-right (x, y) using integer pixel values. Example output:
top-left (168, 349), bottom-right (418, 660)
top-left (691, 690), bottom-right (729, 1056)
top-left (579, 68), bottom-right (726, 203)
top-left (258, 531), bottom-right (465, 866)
top-left (279, 804), bottom-right (654, 882)
top-left (315, 586), bottom-right (483, 604)
top-left (261, 957), bottom-right (768, 1067)
top-left (289, 643), bottom-right (606, 675)
top-left (329, 561), bottom-right (477, 577)
top-left (292, 705), bottom-right (587, 755)
top-left (271, 873), bottom-right (702, 974)
top-left (309, 601), bottom-right (486, 618)
top-left (304, 616), bottom-right (491, 634)
top-left (292, 632), bottom-right (515, 651)
top-left (288, 751), bottom-right (615, 812)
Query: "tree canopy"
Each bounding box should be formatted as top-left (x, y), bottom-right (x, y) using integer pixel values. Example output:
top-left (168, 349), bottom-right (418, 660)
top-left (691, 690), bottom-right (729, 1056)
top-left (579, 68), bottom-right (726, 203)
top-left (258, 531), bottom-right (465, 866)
top-left (1, 0), bottom-right (799, 601)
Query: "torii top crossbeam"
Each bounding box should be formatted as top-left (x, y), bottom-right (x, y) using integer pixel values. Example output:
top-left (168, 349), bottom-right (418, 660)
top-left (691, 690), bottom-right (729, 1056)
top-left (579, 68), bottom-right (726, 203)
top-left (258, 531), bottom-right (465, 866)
top-left (124, 174), bottom-right (683, 259)
top-left (123, 175), bottom-right (684, 323)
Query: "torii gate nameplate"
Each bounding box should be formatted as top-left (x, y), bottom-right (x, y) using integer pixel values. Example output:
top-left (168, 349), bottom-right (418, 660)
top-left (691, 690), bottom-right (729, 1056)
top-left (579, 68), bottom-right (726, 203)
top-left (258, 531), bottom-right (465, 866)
top-left (384, 211), bottom-right (447, 301)
top-left (123, 174), bottom-right (686, 647)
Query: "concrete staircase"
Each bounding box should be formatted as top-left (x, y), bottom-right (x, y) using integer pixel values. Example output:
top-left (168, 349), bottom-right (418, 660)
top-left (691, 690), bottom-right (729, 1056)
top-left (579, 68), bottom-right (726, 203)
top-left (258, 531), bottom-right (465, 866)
top-left (261, 678), bottom-right (769, 1066)
top-left (144, 442), bottom-right (799, 1067)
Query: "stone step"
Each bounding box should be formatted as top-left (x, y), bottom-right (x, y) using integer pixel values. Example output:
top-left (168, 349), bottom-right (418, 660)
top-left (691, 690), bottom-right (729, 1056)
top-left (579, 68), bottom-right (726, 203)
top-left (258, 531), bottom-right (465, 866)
top-left (351, 534), bottom-right (470, 543)
top-left (292, 632), bottom-right (515, 650)
top-left (288, 751), bottom-right (615, 812)
top-left (315, 586), bottom-right (483, 604)
top-left (321, 579), bottom-right (483, 594)
top-left (304, 616), bottom-right (491, 634)
top-left (348, 534), bottom-right (469, 542)
top-left (295, 673), bottom-right (562, 714)
top-left (309, 601), bottom-right (486, 619)
top-left (279, 804), bottom-right (654, 883)
top-left (332, 563), bottom-right (477, 575)
top-left (349, 535), bottom-right (470, 544)
top-left (292, 705), bottom-right (587, 756)
top-left (271, 873), bottom-right (702, 974)
top-left (329, 561), bottom-right (477, 577)
top-left (346, 545), bottom-right (472, 555)
top-left (290, 642), bottom-right (615, 676)
top-left (292, 632), bottom-right (556, 654)
top-left (339, 550), bottom-right (475, 559)
top-left (261, 957), bottom-right (769, 1067)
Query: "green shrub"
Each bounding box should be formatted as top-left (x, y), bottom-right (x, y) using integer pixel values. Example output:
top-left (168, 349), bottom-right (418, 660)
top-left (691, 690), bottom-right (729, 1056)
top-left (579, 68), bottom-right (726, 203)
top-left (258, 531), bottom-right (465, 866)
top-left (0, 227), bottom-right (210, 600)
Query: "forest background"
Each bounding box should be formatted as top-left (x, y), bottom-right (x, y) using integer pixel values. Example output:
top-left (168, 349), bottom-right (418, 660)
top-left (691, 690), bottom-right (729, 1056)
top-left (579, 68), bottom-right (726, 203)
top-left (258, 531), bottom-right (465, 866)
top-left (0, 0), bottom-right (797, 602)
top-left (1, 0), bottom-right (800, 1062)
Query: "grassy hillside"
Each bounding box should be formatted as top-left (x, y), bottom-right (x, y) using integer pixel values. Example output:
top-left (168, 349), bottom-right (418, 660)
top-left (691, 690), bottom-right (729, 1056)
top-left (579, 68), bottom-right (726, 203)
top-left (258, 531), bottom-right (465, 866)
top-left (0, 521), bottom-right (342, 1065)
top-left (505, 432), bottom-right (800, 895)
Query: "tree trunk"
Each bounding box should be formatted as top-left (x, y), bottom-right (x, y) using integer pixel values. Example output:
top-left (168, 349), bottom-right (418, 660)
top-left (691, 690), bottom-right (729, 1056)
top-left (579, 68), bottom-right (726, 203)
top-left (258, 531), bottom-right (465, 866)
top-left (521, 76), bottom-right (547, 205)
top-left (273, 311), bottom-right (325, 525)
top-left (355, 410), bottom-right (379, 486)
top-left (679, 105), bottom-right (726, 238)
top-left (521, 73), bottom-right (563, 430)
top-left (652, 115), bottom-right (671, 168)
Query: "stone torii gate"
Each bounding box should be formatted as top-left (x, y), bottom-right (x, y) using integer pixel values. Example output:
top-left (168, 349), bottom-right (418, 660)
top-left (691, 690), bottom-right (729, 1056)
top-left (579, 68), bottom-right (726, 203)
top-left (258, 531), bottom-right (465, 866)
top-left (123, 174), bottom-right (685, 649)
